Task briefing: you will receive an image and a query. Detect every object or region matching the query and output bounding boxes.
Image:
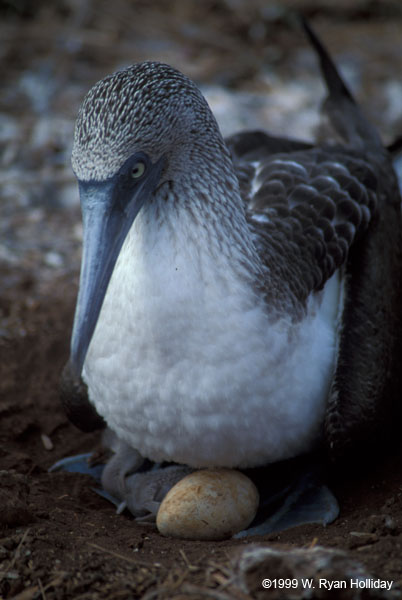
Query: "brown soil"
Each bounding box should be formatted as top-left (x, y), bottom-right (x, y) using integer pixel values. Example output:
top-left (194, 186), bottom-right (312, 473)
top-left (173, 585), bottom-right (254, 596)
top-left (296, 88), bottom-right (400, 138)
top-left (1, 2), bottom-right (402, 599)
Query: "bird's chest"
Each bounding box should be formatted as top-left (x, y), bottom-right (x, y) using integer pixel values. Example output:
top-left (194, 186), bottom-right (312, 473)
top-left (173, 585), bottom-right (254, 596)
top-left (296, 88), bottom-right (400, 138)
top-left (83, 219), bottom-right (337, 468)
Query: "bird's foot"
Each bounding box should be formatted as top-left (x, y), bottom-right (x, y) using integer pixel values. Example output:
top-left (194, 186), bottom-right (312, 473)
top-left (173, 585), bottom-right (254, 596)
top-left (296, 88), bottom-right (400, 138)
top-left (48, 452), bottom-right (105, 481)
top-left (49, 429), bottom-right (193, 521)
top-left (100, 429), bottom-right (193, 518)
top-left (114, 463), bottom-right (194, 519)
top-left (235, 455), bottom-right (339, 537)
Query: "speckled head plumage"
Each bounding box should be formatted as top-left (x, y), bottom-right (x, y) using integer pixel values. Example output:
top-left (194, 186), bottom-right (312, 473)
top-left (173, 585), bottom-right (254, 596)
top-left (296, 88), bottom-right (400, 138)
top-left (71, 61), bottom-right (226, 182)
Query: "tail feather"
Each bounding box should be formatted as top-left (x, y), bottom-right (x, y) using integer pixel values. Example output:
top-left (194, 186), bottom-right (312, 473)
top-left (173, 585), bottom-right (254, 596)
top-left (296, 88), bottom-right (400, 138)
top-left (302, 18), bottom-right (383, 149)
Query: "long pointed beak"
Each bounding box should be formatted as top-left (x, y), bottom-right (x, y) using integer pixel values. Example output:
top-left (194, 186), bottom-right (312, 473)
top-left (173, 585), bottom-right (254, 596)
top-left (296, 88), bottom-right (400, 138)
top-left (70, 156), bottom-right (165, 377)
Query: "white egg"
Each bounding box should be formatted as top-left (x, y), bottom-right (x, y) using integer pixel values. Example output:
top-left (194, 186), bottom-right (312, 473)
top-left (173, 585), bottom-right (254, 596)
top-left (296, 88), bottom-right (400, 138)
top-left (156, 468), bottom-right (259, 540)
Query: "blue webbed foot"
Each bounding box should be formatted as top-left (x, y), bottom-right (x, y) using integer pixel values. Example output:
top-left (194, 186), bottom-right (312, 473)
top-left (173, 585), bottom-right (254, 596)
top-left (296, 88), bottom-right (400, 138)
top-left (49, 453), bottom-right (104, 482)
top-left (235, 455), bottom-right (339, 537)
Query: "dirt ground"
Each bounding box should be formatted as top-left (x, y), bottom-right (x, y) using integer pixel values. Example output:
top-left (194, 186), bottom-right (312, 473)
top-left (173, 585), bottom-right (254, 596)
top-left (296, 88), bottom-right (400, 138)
top-left (2, 1), bottom-right (402, 599)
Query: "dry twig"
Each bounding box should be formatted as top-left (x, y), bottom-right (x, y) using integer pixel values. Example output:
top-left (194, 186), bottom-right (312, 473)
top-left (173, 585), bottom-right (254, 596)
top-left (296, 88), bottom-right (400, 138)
top-left (0, 528), bottom-right (31, 583)
top-left (87, 541), bottom-right (162, 569)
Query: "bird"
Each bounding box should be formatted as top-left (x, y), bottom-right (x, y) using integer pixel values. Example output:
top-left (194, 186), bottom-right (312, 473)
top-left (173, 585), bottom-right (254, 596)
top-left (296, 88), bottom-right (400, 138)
top-left (59, 21), bottom-right (402, 531)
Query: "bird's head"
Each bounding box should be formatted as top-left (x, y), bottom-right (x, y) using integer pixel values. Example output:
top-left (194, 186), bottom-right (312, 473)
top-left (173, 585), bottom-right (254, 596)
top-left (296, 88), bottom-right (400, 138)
top-left (72, 61), bottom-right (223, 181)
top-left (70, 62), bottom-right (225, 377)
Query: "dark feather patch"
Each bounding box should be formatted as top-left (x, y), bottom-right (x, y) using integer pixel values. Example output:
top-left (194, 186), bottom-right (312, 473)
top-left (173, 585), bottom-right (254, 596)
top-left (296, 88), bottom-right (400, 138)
top-left (60, 360), bottom-right (105, 432)
top-left (231, 144), bottom-right (379, 308)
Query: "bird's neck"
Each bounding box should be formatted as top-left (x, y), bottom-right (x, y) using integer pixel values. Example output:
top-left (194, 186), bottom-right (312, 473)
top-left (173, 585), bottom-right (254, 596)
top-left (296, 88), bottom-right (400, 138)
top-left (146, 150), bottom-right (266, 289)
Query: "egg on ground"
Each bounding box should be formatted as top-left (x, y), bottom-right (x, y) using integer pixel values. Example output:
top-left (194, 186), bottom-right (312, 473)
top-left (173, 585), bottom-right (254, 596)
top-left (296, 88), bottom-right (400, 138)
top-left (156, 468), bottom-right (259, 541)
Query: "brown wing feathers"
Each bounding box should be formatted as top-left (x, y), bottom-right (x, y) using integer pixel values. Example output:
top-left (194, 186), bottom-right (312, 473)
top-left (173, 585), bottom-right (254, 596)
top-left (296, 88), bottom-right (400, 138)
top-left (229, 22), bottom-right (402, 460)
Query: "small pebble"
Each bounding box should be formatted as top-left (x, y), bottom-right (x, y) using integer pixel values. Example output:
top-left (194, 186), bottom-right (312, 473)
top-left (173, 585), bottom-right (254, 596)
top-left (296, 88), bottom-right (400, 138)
top-left (348, 531), bottom-right (378, 549)
top-left (40, 433), bottom-right (53, 450)
top-left (156, 468), bottom-right (259, 541)
top-left (44, 252), bottom-right (63, 268)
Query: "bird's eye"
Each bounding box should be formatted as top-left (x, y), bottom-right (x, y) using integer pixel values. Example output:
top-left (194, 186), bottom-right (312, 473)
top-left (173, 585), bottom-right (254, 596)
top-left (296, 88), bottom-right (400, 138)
top-left (131, 161), bottom-right (146, 179)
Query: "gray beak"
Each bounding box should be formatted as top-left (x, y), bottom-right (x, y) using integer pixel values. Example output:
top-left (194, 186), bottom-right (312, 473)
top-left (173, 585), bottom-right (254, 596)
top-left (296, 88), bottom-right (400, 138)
top-left (70, 155), bottom-right (165, 377)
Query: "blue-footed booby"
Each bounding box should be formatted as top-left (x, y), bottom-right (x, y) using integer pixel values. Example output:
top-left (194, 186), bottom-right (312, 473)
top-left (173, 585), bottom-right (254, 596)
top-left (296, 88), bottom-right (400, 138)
top-left (59, 22), bottom-right (402, 532)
